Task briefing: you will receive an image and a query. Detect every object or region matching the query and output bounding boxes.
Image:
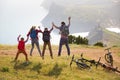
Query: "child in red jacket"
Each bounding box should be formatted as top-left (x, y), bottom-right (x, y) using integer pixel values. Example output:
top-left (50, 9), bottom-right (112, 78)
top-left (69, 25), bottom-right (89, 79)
top-left (14, 35), bottom-right (29, 63)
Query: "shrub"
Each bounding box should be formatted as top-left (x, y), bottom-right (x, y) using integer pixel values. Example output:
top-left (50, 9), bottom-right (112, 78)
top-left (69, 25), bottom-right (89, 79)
top-left (68, 35), bottom-right (88, 45)
top-left (1, 67), bottom-right (9, 72)
top-left (94, 42), bottom-right (104, 47)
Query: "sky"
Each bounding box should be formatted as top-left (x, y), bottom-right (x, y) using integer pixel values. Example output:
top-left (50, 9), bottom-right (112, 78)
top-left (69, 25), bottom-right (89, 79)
top-left (0, 0), bottom-right (120, 45)
top-left (0, 0), bottom-right (49, 45)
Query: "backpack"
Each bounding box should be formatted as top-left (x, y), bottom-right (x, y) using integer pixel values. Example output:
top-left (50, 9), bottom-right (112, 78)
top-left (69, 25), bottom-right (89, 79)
top-left (30, 30), bottom-right (37, 39)
top-left (60, 25), bottom-right (69, 36)
top-left (43, 31), bottom-right (50, 42)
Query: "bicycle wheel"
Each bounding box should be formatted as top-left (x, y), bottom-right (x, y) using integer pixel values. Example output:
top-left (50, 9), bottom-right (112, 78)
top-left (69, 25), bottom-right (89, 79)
top-left (105, 54), bottom-right (113, 63)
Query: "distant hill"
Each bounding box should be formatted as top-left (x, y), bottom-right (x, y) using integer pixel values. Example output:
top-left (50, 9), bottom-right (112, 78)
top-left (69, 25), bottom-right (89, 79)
top-left (87, 26), bottom-right (120, 46)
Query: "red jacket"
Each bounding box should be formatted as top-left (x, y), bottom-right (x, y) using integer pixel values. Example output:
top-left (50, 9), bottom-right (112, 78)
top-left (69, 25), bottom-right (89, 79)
top-left (18, 40), bottom-right (25, 50)
top-left (17, 35), bottom-right (28, 50)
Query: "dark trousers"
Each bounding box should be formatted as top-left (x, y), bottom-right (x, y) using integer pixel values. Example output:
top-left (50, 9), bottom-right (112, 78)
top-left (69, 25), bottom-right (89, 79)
top-left (42, 41), bottom-right (53, 57)
top-left (58, 38), bottom-right (70, 56)
top-left (15, 50), bottom-right (28, 61)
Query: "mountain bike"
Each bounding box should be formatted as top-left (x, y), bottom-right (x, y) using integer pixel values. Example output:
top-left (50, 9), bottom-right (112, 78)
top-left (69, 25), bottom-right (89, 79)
top-left (96, 59), bottom-right (120, 74)
top-left (78, 53), bottom-right (101, 68)
top-left (70, 54), bottom-right (120, 74)
top-left (70, 55), bottom-right (91, 69)
top-left (104, 48), bottom-right (113, 66)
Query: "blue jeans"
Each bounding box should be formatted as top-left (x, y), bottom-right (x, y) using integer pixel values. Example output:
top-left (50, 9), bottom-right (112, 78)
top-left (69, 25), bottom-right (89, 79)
top-left (58, 38), bottom-right (70, 56)
top-left (30, 38), bottom-right (41, 56)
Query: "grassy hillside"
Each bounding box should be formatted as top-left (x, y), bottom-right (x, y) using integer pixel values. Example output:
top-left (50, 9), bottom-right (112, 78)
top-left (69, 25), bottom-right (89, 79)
top-left (0, 45), bottom-right (120, 80)
top-left (88, 27), bottom-right (120, 46)
top-left (103, 29), bottom-right (120, 46)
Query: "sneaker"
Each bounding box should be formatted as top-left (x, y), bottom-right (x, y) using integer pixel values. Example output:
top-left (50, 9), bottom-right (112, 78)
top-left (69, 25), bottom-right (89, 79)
top-left (58, 54), bottom-right (61, 57)
top-left (30, 54), bottom-right (32, 56)
top-left (68, 54), bottom-right (70, 56)
top-left (51, 56), bottom-right (53, 59)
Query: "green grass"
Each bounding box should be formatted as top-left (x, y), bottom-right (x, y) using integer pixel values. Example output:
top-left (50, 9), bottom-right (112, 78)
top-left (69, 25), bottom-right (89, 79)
top-left (0, 55), bottom-right (120, 80)
top-left (0, 45), bottom-right (120, 80)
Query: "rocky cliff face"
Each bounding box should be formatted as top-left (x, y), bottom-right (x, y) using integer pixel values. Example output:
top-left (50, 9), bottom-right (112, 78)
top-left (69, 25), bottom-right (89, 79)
top-left (42, 3), bottom-right (96, 33)
top-left (41, 0), bottom-right (120, 46)
top-left (41, 0), bottom-right (120, 34)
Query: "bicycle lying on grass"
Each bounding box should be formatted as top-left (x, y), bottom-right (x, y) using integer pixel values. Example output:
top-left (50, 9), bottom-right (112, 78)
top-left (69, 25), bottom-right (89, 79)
top-left (70, 53), bottom-right (120, 74)
top-left (104, 48), bottom-right (113, 66)
top-left (78, 53), bottom-right (101, 68)
top-left (70, 55), bottom-right (91, 69)
top-left (96, 59), bottom-right (120, 74)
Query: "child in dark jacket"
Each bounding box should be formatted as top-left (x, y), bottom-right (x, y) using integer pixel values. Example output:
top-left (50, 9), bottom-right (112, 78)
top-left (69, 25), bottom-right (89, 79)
top-left (42, 26), bottom-right (53, 59)
top-left (14, 35), bottom-right (29, 63)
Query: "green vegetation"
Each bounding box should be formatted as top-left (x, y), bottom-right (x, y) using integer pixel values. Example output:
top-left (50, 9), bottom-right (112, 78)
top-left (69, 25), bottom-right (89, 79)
top-left (68, 35), bottom-right (88, 45)
top-left (0, 55), bottom-right (120, 80)
top-left (0, 45), bottom-right (120, 80)
top-left (1, 67), bottom-right (9, 72)
top-left (94, 42), bottom-right (104, 47)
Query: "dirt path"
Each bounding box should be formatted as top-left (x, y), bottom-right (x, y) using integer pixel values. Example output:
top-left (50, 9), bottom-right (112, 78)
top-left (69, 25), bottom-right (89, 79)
top-left (0, 45), bottom-right (120, 67)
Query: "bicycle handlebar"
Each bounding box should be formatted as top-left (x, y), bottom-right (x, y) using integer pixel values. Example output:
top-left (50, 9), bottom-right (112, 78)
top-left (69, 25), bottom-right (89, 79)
top-left (105, 47), bottom-right (111, 50)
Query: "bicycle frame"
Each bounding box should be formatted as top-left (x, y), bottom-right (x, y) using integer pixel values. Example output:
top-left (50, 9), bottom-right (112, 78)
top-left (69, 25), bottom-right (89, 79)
top-left (97, 61), bottom-right (120, 74)
top-left (70, 53), bottom-right (120, 74)
top-left (70, 55), bottom-right (90, 69)
top-left (78, 53), bottom-right (100, 67)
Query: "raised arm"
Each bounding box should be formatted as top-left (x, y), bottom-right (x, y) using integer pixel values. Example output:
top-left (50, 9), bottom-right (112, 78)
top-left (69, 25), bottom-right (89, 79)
top-left (49, 25), bottom-right (54, 32)
top-left (27, 31), bottom-right (30, 37)
top-left (27, 28), bottom-right (31, 37)
top-left (25, 36), bottom-right (29, 43)
top-left (52, 22), bottom-right (59, 29)
top-left (68, 16), bottom-right (71, 27)
top-left (17, 35), bottom-right (21, 42)
top-left (37, 26), bottom-right (43, 33)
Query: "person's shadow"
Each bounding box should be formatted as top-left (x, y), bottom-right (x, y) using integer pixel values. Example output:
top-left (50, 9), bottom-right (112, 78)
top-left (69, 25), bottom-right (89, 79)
top-left (30, 63), bottom-right (42, 74)
top-left (13, 61), bottom-right (31, 70)
top-left (47, 63), bottom-right (62, 78)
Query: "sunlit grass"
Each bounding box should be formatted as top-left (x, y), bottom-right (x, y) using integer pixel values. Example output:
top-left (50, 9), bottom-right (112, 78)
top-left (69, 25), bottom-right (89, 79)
top-left (0, 55), bottom-right (120, 80)
top-left (0, 45), bottom-right (120, 80)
